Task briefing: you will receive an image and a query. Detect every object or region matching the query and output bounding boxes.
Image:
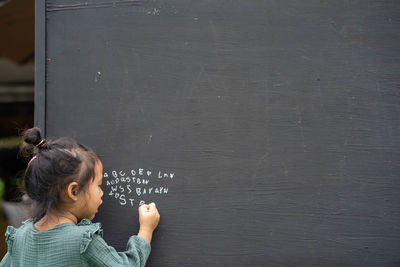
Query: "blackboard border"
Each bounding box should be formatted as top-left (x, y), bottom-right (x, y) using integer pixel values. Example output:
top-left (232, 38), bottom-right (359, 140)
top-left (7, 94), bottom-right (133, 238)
top-left (34, 0), bottom-right (46, 136)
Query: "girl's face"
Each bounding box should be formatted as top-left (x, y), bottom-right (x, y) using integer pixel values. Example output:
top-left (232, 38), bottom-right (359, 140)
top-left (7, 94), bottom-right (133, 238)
top-left (77, 160), bottom-right (104, 220)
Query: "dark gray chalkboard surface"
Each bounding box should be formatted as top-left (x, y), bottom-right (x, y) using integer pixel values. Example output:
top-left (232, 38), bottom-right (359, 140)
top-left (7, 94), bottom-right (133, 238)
top-left (36, 0), bottom-right (400, 266)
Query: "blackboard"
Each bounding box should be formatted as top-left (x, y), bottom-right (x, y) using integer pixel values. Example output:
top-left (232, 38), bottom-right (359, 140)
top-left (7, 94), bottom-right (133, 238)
top-left (36, 0), bottom-right (400, 266)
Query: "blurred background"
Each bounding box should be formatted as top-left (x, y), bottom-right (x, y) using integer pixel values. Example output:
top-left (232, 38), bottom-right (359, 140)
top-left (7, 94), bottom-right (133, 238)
top-left (0, 0), bottom-right (34, 257)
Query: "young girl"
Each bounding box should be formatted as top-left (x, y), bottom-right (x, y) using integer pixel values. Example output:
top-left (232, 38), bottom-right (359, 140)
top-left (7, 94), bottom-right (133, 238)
top-left (0, 127), bottom-right (160, 266)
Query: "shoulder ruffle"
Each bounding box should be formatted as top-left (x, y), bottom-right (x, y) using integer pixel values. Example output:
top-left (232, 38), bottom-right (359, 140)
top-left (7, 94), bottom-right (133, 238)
top-left (78, 218), bottom-right (94, 226)
top-left (79, 220), bottom-right (103, 254)
top-left (5, 226), bottom-right (16, 253)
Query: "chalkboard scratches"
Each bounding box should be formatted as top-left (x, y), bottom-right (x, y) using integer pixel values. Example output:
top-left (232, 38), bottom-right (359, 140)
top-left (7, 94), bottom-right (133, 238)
top-left (145, 134), bottom-right (152, 144)
top-left (296, 105), bottom-right (307, 152)
top-left (47, 0), bottom-right (141, 12)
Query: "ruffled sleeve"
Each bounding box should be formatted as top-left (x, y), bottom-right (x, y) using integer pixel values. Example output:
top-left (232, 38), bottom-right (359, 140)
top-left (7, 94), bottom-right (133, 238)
top-left (79, 220), bottom-right (103, 254)
top-left (5, 226), bottom-right (16, 253)
top-left (79, 220), bottom-right (151, 267)
top-left (1, 220), bottom-right (34, 266)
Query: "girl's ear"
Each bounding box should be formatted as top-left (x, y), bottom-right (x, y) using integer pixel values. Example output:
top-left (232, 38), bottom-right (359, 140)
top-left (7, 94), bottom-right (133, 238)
top-left (66, 182), bottom-right (80, 201)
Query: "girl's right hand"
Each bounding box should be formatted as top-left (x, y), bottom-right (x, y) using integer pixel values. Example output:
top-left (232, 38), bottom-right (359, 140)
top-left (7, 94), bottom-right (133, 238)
top-left (138, 202), bottom-right (160, 232)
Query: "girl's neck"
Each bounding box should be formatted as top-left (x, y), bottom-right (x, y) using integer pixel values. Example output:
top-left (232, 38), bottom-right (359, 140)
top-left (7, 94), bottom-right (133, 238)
top-left (34, 210), bottom-right (78, 231)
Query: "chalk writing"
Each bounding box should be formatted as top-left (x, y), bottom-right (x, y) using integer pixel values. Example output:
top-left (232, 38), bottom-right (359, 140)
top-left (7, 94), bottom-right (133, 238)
top-left (103, 168), bottom-right (175, 207)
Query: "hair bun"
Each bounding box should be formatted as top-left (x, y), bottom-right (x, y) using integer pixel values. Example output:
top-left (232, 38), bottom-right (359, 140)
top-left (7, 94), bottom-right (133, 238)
top-left (23, 127), bottom-right (43, 146)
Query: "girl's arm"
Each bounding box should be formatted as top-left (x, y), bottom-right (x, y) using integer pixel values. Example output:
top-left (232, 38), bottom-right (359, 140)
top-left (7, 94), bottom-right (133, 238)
top-left (137, 203), bottom-right (160, 243)
top-left (81, 203), bottom-right (160, 267)
top-left (82, 233), bottom-right (151, 267)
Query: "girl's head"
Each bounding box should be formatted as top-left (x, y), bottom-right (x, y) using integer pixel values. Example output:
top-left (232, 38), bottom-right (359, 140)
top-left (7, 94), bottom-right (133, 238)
top-left (21, 127), bottom-right (103, 222)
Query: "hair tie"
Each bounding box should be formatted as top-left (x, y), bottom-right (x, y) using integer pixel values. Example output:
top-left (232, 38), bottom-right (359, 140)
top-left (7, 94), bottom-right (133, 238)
top-left (27, 155), bottom-right (37, 167)
top-left (35, 139), bottom-right (46, 149)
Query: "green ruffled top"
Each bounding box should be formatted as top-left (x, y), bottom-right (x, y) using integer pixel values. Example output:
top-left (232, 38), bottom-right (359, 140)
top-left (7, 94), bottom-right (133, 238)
top-left (0, 219), bottom-right (151, 267)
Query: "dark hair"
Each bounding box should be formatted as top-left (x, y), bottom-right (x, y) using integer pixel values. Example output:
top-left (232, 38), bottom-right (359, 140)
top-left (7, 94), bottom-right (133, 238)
top-left (21, 127), bottom-right (100, 222)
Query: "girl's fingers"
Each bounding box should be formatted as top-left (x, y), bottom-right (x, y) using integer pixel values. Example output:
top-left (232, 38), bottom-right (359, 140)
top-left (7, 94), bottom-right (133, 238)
top-left (138, 202), bottom-right (157, 213)
top-left (139, 204), bottom-right (148, 212)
